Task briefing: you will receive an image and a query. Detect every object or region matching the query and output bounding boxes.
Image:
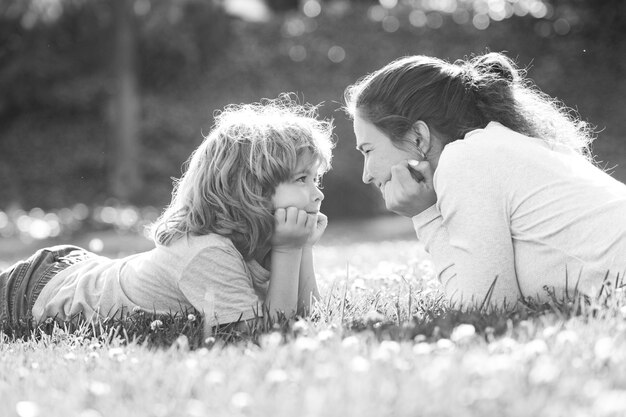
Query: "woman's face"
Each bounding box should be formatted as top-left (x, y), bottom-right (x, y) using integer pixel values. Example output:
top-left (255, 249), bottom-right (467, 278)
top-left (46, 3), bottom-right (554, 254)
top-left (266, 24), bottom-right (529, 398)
top-left (353, 115), bottom-right (417, 195)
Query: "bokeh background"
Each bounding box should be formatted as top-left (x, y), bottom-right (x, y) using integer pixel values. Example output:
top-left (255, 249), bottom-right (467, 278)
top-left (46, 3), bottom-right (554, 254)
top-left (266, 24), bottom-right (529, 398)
top-left (0, 0), bottom-right (625, 245)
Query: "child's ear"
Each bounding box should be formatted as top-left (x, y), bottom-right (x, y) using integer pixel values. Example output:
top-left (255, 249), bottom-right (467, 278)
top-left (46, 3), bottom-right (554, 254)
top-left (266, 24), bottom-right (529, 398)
top-left (411, 120), bottom-right (431, 158)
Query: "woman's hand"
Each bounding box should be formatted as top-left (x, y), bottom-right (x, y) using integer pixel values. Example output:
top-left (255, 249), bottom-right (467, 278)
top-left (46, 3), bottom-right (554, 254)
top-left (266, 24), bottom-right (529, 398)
top-left (304, 212), bottom-right (328, 247)
top-left (383, 160), bottom-right (437, 217)
top-left (271, 207), bottom-right (316, 252)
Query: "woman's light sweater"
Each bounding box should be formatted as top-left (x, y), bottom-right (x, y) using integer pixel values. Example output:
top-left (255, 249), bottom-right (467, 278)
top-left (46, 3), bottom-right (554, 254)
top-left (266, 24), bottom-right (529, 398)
top-left (412, 122), bottom-right (626, 307)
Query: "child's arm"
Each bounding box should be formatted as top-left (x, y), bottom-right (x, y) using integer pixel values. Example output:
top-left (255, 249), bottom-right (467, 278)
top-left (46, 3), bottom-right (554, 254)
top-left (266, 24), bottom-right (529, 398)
top-left (266, 207), bottom-right (315, 319)
top-left (297, 212), bottom-right (327, 315)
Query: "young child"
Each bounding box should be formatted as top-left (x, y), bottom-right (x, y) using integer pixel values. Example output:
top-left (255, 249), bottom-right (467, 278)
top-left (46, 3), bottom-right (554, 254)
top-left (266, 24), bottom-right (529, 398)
top-left (0, 96), bottom-right (334, 334)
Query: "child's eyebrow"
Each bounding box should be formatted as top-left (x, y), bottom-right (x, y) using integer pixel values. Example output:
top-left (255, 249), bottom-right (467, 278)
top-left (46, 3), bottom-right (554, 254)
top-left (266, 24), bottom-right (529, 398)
top-left (293, 165), bottom-right (319, 177)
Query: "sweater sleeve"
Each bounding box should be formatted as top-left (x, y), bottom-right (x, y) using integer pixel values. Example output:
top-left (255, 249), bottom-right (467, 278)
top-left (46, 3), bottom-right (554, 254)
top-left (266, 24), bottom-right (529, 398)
top-left (412, 139), bottom-right (522, 308)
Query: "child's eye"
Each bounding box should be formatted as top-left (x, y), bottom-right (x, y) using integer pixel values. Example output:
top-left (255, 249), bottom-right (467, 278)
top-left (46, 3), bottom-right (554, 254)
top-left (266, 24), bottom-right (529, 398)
top-left (296, 176), bottom-right (307, 183)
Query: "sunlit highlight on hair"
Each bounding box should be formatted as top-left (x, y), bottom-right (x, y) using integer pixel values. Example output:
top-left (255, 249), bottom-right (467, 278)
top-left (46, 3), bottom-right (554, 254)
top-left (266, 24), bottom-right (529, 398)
top-left (344, 52), bottom-right (594, 159)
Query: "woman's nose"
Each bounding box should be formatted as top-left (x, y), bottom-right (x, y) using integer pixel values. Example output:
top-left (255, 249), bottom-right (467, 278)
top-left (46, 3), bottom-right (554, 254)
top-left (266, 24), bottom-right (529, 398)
top-left (362, 166), bottom-right (373, 184)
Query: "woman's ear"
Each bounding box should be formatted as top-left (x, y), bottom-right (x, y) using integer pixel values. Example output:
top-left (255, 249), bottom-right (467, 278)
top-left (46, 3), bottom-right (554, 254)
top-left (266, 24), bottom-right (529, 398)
top-left (412, 120), bottom-right (431, 159)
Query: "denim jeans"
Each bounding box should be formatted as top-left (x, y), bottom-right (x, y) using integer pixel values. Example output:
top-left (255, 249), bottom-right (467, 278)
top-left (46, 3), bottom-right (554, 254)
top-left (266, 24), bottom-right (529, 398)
top-left (0, 245), bottom-right (93, 327)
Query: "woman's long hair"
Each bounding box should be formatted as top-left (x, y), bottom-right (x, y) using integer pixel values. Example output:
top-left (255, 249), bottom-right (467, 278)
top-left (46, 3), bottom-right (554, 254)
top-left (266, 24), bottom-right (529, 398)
top-left (344, 52), bottom-right (594, 158)
top-left (151, 95), bottom-right (334, 260)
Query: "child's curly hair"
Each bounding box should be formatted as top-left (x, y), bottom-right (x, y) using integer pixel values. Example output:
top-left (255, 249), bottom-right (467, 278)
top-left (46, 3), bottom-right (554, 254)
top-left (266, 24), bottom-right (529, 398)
top-left (152, 94), bottom-right (334, 260)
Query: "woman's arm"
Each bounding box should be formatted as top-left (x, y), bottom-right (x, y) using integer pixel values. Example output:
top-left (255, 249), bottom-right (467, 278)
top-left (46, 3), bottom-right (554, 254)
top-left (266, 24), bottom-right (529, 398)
top-left (416, 143), bottom-right (520, 308)
top-left (385, 148), bottom-right (520, 308)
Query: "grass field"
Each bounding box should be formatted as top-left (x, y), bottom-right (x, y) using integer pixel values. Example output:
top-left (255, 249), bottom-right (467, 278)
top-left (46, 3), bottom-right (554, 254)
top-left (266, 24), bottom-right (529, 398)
top-left (1, 217), bottom-right (626, 417)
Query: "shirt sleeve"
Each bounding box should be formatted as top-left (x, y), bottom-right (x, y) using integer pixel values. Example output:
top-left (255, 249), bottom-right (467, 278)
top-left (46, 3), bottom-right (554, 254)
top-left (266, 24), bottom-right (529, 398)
top-left (413, 139), bottom-right (522, 308)
top-left (178, 245), bottom-right (262, 330)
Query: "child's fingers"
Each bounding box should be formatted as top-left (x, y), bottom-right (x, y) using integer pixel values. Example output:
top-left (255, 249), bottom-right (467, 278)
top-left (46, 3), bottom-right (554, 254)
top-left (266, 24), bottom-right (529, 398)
top-left (316, 212), bottom-right (328, 226)
top-left (274, 208), bottom-right (286, 223)
top-left (296, 209), bottom-right (309, 227)
top-left (284, 207), bottom-right (300, 224)
top-left (306, 213), bottom-right (317, 230)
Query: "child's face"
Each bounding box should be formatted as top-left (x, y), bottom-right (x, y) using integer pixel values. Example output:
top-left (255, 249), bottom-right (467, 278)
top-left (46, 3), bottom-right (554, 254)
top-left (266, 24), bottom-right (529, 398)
top-left (272, 153), bottom-right (324, 213)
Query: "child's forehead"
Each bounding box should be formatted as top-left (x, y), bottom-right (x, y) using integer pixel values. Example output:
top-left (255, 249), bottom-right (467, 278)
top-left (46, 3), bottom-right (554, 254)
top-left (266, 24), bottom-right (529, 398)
top-left (295, 150), bottom-right (321, 172)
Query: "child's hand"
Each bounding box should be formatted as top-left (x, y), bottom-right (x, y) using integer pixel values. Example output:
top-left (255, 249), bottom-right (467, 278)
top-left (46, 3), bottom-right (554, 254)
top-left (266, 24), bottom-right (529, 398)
top-left (304, 212), bottom-right (328, 247)
top-left (383, 160), bottom-right (437, 217)
top-left (271, 207), bottom-right (316, 252)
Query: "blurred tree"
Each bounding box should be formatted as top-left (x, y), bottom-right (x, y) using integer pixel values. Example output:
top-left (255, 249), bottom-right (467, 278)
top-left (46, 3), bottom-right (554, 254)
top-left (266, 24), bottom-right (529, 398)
top-left (264, 0), bottom-right (299, 12)
top-left (0, 0), bottom-right (231, 209)
top-left (110, 0), bottom-right (142, 202)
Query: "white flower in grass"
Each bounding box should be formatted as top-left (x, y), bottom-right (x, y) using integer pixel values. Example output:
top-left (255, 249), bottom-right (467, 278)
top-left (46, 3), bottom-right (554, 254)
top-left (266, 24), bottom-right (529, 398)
top-left (555, 330), bottom-right (578, 345)
top-left (265, 369), bottom-right (288, 384)
top-left (132, 306), bottom-right (142, 313)
top-left (413, 334), bottom-right (427, 343)
top-left (373, 340), bottom-right (400, 362)
top-left (316, 329), bottom-right (335, 342)
top-left (230, 392), bottom-right (253, 409)
top-left (260, 332), bottom-right (282, 349)
top-left (314, 364), bottom-right (338, 380)
top-left (594, 337), bottom-right (614, 361)
top-left (351, 278), bottom-right (367, 290)
top-left (488, 337), bottom-right (517, 354)
top-left (542, 325), bottom-right (559, 338)
top-left (150, 319), bottom-right (163, 331)
top-left (187, 313), bottom-right (196, 322)
top-left (186, 399), bottom-right (206, 417)
top-left (450, 324), bottom-right (476, 343)
top-left (436, 338), bottom-right (454, 351)
top-left (350, 356), bottom-right (370, 373)
top-left (292, 319), bottom-right (309, 335)
top-left (88, 381), bottom-right (111, 396)
top-left (593, 390), bottom-right (626, 415)
top-left (185, 359), bottom-right (198, 370)
top-left (528, 357), bottom-right (560, 384)
top-left (364, 310), bottom-right (385, 324)
top-left (295, 336), bottom-right (320, 352)
top-left (205, 370), bottom-right (225, 385)
top-left (107, 347), bottom-right (126, 362)
top-left (16, 401), bottom-right (39, 417)
top-left (44, 317), bottom-right (53, 325)
top-left (174, 335), bottom-right (189, 351)
top-left (525, 339), bottom-right (548, 354)
top-left (341, 335), bottom-right (359, 350)
top-left (412, 342), bottom-right (432, 355)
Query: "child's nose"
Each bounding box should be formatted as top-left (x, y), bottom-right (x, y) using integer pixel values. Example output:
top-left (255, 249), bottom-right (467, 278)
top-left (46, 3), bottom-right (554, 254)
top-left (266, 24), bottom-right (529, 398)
top-left (314, 187), bottom-right (324, 202)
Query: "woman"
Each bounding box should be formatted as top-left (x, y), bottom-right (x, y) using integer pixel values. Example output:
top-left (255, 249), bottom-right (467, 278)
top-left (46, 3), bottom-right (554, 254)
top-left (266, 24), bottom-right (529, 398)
top-left (344, 52), bottom-right (626, 308)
